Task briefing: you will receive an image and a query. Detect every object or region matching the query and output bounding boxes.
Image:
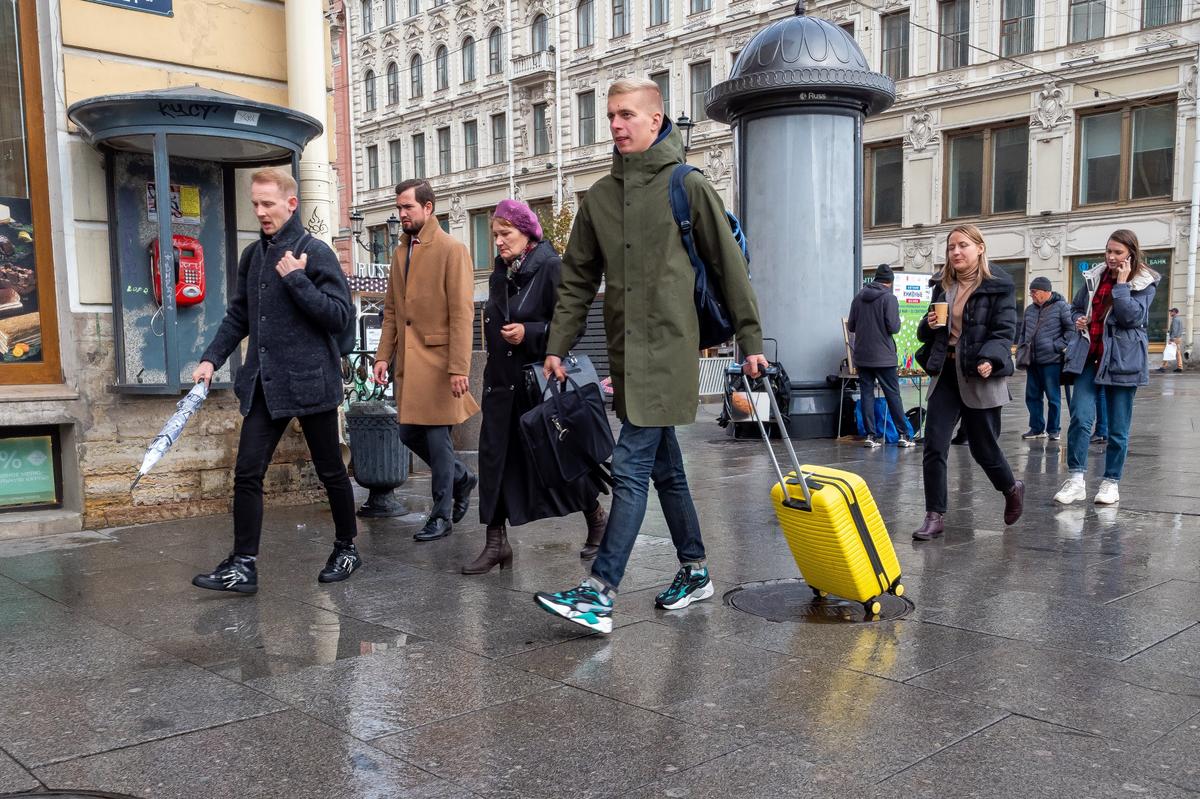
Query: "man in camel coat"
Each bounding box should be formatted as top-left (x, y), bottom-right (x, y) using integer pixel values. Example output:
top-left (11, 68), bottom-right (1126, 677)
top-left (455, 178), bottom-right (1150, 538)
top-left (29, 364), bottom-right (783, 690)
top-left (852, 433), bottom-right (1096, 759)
top-left (373, 179), bottom-right (480, 541)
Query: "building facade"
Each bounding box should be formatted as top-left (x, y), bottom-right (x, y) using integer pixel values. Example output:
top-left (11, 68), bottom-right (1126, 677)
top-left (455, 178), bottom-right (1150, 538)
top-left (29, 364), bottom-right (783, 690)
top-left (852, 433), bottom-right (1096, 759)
top-left (346, 0), bottom-right (1199, 348)
top-left (0, 0), bottom-right (340, 536)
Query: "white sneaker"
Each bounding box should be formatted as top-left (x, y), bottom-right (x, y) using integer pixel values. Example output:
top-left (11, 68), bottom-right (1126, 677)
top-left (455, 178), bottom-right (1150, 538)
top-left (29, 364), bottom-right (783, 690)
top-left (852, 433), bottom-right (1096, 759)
top-left (1053, 477), bottom-right (1087, 505)
top-left (1094, 480), bottom-right (1120, 505)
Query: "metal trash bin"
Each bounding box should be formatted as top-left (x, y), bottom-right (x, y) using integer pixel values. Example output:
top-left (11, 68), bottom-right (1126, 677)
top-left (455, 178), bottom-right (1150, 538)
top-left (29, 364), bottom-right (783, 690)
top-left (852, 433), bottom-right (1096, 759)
top-left (345, 400), bottom-right (408, 517)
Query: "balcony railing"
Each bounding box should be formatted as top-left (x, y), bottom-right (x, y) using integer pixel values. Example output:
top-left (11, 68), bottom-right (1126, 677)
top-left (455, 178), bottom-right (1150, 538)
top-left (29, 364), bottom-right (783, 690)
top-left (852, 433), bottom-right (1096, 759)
top-left (512, 50), bottom-right (554, 79)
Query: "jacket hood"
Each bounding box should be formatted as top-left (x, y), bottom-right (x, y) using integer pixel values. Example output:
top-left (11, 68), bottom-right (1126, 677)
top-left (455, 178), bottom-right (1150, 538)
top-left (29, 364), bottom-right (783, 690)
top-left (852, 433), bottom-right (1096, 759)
top-left (610, 117), bottom-right (684, 182)
top-left (1083, 262), bottom-right (1161, 292)
top-left (1037, 291), bottom-right (1066, 306)
top-left (860, 281), bottom-right (892, 302)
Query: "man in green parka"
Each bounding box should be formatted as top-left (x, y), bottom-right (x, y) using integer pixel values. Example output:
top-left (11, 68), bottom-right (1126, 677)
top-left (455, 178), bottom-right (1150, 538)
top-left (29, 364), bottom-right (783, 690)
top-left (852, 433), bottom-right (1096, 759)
top-left (534, 77), bottom-right (766, 634)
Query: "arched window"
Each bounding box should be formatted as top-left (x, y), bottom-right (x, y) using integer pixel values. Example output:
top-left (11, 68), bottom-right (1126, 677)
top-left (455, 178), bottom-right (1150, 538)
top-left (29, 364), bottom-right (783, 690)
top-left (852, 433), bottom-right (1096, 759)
top-left (488, 27), bottom-right (503, 74)
top-left (386, 62), bottom-right (399, 105)
top-left (577, 0), bottom-right (594, 47)
top-left (462, 36), bottom-right (476, 82)
top-left (410, 54), bottom-right (424, 98)
top-left (364, 69), bottom-right (376, 111)
top-left (531, 13), bottom-right (548, 52)
top-left (435, 46), bottom-right (449, 90)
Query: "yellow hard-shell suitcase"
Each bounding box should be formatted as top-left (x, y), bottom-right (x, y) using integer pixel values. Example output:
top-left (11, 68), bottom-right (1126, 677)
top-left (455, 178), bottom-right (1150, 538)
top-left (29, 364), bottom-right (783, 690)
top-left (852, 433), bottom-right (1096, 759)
top-left (739, 371), bottom-right (905, 615)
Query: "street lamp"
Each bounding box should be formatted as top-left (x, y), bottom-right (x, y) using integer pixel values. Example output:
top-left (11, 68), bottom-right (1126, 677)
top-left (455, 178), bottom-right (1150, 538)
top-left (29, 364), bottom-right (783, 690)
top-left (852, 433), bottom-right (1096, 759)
top-left (349, 208), bottom-right (371, 254)
top-left (676, 113), bottom-right (695, 152)
top-left (386, 213), bottom-right (401, 250)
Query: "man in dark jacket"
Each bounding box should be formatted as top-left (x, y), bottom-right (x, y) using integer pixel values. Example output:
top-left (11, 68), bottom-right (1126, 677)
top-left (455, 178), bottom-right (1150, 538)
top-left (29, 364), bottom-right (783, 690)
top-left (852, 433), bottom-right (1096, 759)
top-left (191, 168), bottom-right (360, 594)
top-left (847, 264), bottom-right (913, 448)
top-left (1019, 276), bottom-right (1074, 440)
top-left (533, 77), bottom-right (766, 634)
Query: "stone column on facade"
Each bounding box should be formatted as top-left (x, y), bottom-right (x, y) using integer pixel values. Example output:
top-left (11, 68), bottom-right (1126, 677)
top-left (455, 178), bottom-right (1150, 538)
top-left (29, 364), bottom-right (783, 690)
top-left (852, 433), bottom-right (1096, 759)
top-left (286, 0), bottom-right (336, 244)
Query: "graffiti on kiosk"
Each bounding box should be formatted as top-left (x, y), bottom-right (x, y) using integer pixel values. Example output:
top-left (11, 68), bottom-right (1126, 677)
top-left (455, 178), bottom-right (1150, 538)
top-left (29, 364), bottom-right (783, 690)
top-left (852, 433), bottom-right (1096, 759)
top-left (158, 102), bottom-right (220, 121)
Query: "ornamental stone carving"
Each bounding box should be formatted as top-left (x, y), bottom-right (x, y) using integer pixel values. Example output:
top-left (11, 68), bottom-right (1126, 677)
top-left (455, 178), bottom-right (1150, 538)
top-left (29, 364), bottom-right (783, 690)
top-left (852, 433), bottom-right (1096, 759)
top-left (449, 194), bottom-right (467, 224)
top-left (903, 239), bottom-right (934, 271)
top-left (705, 145), bottom-right (729, 183)
top-left (905, 107), bottom-right (937, 152)
top-left (1033, 81), bottom-right (1069, 131)
top-left (1183, 65), bottom-right (1198, 102)
top-left (1031, 230), bottom-right (1061, 261)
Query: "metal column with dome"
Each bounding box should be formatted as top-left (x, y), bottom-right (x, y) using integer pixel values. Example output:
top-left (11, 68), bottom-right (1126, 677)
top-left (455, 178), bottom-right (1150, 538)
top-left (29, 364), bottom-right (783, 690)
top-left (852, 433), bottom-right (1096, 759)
top-left (706, 4), bottom-right (895, 438)
top-left (68, 86), bottom-right (323, 394)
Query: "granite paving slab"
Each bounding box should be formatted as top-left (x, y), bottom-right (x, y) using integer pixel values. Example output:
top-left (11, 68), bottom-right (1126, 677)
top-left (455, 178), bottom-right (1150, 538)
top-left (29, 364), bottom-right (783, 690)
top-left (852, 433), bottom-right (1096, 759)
top-left (1125, 625), bottom-right (1200, 679)
top-left (907, 640), bottom-right (1200, 742)
top-left (0, 748), bottom-right (39, 793)
top-left (658, 662), bottom-right (1007, 777)
top-left (1105, 579), bottom-right (1200, 621)
top-left (33, 710), bottom-right (475, 799)
top-left (246, 639), bottom-right (557, 739)
top-left (1143, 712), bottom-right (1200, 793)
top-left (374, 685), bottom-right (740, 799)
top-left (503, 620), bottom-right (789, 709)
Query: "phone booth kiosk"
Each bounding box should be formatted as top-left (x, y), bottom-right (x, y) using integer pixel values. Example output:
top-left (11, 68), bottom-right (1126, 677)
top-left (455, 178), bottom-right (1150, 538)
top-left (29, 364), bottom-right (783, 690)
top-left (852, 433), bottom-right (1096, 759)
top-left (68, 86), bottom-right (322, 394)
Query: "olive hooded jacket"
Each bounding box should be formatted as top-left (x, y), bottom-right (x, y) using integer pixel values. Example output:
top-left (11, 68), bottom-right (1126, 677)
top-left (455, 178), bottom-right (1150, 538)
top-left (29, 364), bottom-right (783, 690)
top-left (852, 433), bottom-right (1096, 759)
top-left (546, 121), bottom-right (763, 427)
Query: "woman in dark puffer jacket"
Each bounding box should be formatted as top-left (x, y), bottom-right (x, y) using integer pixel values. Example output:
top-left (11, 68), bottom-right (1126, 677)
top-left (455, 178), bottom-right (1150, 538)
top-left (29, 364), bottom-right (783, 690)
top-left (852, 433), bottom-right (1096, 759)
top-left (913, 224), bottom-right (1024, 540)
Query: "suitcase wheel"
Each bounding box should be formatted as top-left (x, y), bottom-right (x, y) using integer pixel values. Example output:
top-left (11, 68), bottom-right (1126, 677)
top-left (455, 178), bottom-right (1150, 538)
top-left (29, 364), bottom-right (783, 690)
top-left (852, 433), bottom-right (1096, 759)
top-left (810, 586), bottom-right (828, 600)
top-left (863, 599), bottom-right (882, 616)
top-left (891, 583), bottom-right (905, 598)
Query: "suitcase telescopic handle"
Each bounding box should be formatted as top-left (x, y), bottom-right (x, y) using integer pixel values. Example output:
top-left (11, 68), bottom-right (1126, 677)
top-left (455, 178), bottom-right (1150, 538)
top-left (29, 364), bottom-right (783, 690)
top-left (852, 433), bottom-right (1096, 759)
top-left (738, 369), bottom-right (812, 506)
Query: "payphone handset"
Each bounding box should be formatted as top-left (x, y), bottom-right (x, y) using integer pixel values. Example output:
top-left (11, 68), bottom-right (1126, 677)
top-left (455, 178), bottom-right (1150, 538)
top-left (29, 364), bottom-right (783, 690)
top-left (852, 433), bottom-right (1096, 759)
top-left (150, 234), bottom-right (206, 307)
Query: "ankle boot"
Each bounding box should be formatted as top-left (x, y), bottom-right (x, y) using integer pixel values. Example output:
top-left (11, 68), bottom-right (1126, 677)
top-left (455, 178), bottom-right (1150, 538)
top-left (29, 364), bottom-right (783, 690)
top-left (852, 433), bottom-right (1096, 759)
top-left (912, 512), bottom-right (945, 541)
top-left (580, 505), bottom-right (607, 560)
top-left (462, 525), bottom-right (513, 575)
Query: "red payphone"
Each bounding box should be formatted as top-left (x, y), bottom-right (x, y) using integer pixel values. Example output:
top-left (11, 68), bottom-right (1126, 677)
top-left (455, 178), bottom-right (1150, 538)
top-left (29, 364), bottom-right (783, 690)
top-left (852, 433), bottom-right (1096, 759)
top-left (150, 234), bottom-right (206, 307)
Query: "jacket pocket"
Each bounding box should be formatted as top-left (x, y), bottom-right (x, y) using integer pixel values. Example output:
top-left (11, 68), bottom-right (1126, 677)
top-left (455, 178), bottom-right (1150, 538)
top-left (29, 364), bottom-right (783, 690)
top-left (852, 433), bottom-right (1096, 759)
top-left (289, 367), bottom-right (327, 406)
top-left (424, 333), bottom-right (449, 346)
top-left (1106, 335), bottom-right (1143, 376)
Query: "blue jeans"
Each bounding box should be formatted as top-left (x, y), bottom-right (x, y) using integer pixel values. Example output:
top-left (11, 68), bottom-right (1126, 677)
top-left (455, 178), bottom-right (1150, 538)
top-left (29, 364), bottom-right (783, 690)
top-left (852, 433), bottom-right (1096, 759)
top-left (590, 422), bottom-right (705, 592)
top-left (1066, 364), bottom-right (1136, 481)
top-left (1094, 386), bottom-right (1108, 438)
top-left (1024, 362), bottom-right (1063, 434)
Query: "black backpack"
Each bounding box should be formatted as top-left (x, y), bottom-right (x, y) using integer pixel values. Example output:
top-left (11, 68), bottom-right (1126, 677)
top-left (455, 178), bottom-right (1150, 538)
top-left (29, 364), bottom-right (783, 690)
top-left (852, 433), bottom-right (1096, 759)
top-left (296, 231), bottom-right (358, 356)
top-left (667, 165), bottom-right (750, 350)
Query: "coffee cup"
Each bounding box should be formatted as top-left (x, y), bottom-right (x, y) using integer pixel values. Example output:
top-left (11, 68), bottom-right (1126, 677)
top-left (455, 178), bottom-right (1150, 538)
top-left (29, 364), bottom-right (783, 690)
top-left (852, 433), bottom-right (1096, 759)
top-left (932, 302), bottom-right (948, 328)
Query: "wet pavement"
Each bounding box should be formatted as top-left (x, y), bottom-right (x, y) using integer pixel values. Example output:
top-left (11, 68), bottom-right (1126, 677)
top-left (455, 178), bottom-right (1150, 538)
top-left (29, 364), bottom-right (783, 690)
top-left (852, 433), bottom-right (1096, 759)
top-left (1, 372), bottom-right (1199, 798)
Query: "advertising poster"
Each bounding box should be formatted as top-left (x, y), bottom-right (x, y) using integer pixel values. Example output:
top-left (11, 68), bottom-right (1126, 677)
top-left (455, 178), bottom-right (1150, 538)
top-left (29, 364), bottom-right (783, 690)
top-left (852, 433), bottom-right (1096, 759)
top-left (0, 197), bottom-right (42, 364)
top-left (0, 435), bottom-right (57, 509)
top-left (147, 182), bottom-right (202, 225)
top-left (893, 273), bottom-right (933, 373)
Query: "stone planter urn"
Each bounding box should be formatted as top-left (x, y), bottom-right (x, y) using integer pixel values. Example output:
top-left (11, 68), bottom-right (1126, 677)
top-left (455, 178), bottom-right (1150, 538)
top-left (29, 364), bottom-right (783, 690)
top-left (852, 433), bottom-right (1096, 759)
top-left (345, 400), bottom-right (408, 517)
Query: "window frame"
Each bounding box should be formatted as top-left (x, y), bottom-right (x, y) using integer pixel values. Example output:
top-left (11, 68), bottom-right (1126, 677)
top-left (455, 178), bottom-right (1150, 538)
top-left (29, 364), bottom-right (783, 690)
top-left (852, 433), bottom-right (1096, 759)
top-left (942, 121), bottom-right (1030, 220)
top-left (361, 0), bottom-right (373, 33)
top-left (1142, 0), bottom-right (1181, 27)
top-left (408, 0), bottom-right (419, 17)
top-left (366, 144), bottom-right (380, 189)
top-left (690, 0), bottom-right (711, 13)
top-left (650, 0), bottom-right (668, 27)
top-left (488, 27), bottom-right (503, 74)
top-left (533, 102), bottom-right (549, 155)
top-left (1074, 100), bottom-right (1176, 209)
top-left (532, 13), bottom-right (549, 52)
top-left (412, 133), bottom-right (426, 178)
top-left (464, 119), bottom-right (479, 169)
top-left (364, 69), bottom-right (376, 111)
top-left (435, 45), bottom-right (449, 91)
top-left (612, 0), bottom-right (628, 37)
top-left (385, 0), bottom-right (397, 25)
top-left (689, 61), bottom-right (712, 123)
top-left (386, 61), bottom-right (399, 105)
top-left (938, 0), bottom-right (970, 70)
top-left (410, 54), bottom-right (424, 98)
top-left (437, 126), bottom-right (452, 175)
top-left (864, 140), bottom-right (903, 229)
top-left (881, 11), bottom-right (910, 80)
top-left (578, 90), bottom-right (596, 146)
top-left (651, 70), bottom-right (671, 119)
top-left (999, 0), bottom-right (1035, 57)
top-left (577, 0), bottom-right (594, 47)
top-left (389, 139), bottom-right (403, 185)
top-left (1068, 0), bottom-right (1105, 43)
top-left (462, 36), bottom-right (476, 82)
top-left (491, 112), bottom-right (508, 163)
top-left (0, 4), bottom-right (62, 385)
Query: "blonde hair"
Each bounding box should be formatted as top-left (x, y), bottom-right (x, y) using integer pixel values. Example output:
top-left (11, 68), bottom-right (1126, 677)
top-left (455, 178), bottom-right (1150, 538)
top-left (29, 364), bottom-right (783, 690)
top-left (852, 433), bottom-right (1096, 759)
top-left (250, 167), bottom-right (298, 198)
top-left (608, 77), bottom-right (664, 114)
top-left (941, 223), bottom-right (993, 291)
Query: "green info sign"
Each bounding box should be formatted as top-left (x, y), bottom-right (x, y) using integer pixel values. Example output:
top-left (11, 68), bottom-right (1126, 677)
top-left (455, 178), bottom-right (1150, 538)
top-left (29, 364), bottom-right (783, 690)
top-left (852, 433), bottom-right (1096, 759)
top-left (0, 436), bottom-right (58, 509)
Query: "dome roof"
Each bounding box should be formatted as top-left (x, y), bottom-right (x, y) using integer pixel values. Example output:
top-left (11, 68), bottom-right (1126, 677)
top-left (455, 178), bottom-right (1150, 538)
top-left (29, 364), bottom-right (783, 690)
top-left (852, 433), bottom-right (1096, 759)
top-left (705, 4), bottom-right (896, 122)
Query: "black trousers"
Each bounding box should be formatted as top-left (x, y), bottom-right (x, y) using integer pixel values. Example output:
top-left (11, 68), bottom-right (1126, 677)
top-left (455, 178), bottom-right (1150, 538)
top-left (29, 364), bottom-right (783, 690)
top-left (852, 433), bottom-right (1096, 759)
top-left (398, 423), bottom-right (469, 521)
top-left (922, 363), bottom-right (1015, 514)
top-left (857, 366), bottom-right (908, 438)
top-left (234, 381), bottom-right (357, 555)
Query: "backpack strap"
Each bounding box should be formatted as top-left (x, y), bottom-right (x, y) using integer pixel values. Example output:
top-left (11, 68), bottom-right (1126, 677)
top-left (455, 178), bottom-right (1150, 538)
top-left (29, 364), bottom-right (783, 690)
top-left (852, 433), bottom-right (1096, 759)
top-left (668, 164), bottom-right (706, 283)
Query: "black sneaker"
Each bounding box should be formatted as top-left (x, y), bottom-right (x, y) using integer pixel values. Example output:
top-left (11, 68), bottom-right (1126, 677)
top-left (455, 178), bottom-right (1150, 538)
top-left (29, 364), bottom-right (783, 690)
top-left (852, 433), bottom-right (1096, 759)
top-left (1048, 432), bottom-right (1061, 441)
top-left (1090, 435), bottom-right (1107, 446)
top-left (192, 554), bottom-right (258, 594)
top-left (318, 542), bottom-right (363, 583)
top-left (1021, 429), bottom-right (1047, 439)
top-left (1175, 367), bottom-right (1184, 373)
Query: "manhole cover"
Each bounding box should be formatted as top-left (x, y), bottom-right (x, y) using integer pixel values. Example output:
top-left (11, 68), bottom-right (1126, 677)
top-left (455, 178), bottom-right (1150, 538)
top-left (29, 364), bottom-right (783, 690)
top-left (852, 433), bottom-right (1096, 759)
top-left (725, 578), bottom-right (914, 623)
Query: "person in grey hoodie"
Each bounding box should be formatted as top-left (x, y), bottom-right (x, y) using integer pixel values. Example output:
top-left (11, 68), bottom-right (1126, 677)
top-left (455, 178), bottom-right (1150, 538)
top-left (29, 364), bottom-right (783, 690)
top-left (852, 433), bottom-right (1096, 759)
top-left (1018, 276), bottom-right (1075, 440)
top-left (847, 264), bottom-right (914, 448)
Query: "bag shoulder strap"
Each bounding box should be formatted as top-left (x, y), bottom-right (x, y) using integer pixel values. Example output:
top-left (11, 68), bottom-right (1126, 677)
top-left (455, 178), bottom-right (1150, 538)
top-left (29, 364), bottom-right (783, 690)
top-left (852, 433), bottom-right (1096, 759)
top-left (668, 164), bottom-right (705, 281)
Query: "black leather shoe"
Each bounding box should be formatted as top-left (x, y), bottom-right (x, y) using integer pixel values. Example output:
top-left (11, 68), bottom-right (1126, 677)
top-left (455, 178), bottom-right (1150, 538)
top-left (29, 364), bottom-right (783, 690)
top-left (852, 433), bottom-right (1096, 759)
top-left (318, 542), bottom-right (363, 583)
top-left (414, 517), bottom-right (453, 541)
top-left (1003, 480), bottom-right (1025, 526)
top-left (192, 553), bottom-right (258, 594)
top-left (452, 471), bottom-right (477, 524)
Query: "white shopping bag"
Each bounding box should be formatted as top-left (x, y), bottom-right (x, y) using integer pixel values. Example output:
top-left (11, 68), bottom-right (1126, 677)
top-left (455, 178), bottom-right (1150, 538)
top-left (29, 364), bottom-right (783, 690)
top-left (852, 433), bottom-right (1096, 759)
top-left (1164, 341), bottom-right (1178, 361)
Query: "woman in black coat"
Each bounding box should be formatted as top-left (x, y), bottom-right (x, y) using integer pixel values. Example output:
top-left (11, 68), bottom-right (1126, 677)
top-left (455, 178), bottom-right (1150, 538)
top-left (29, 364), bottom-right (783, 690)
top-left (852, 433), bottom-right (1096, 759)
top-left (913, 224), bottom-right (1023, 540)
top-left (463, 200), bottom-right (607, 575)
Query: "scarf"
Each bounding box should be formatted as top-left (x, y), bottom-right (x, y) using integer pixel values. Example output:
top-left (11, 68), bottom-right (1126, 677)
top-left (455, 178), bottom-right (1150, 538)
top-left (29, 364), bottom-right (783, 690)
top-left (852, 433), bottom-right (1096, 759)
top-left (947, 264), bottom-right (981, 347)
top-left (1087, 269), bottom-right (1117, 362)
top-left (505, 241), bottom-right (538, 283)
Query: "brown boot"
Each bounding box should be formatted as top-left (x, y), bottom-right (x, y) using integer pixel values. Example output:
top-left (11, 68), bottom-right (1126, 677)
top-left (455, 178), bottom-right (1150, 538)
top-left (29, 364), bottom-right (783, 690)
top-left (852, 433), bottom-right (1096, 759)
top-left (912, 512), bottom-right (944, 541)
top-left (462, 525), bottom-right (513, 575)
top-left (580, 505), bottom-right (607, 560)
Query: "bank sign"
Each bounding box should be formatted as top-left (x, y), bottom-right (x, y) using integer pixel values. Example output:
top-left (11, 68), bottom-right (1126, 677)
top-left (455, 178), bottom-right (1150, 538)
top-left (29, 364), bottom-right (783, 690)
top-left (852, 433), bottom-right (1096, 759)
top-left (85, 0), bottom-right (173, 16)
top-left (0, 436), bottom-right (58, 509)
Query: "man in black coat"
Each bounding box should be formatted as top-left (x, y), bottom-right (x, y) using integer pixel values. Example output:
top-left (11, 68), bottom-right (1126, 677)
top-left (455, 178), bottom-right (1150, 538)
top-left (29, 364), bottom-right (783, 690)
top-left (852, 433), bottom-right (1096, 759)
top-left (847, 264), bottom-right (914, 448)
top-left (190, 168), bottom-right (360, 594)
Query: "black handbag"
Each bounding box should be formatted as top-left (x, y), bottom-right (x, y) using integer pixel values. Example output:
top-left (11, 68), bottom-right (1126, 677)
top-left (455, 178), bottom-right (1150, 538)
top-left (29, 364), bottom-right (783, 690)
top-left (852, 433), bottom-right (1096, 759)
top-left (519, 375), bottom-right (615, 488)
top-left (523, 353), bottom-right (601, 407)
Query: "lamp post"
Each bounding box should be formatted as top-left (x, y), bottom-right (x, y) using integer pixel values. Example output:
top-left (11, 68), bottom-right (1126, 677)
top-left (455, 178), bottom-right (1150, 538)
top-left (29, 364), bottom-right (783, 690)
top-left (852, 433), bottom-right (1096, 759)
top-left (386, 213), bottom-right (401, 257)
top-left (676, 113), bottom-right (695, 152)
top-left (349, 208), bottom-right (371, 254)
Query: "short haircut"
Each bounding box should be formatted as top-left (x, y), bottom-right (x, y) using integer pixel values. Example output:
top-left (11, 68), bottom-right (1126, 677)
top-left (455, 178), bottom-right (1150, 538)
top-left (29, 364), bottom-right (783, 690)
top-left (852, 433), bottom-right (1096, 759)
top-left (608, 77), bottom-right (664, 115)
top-left (1171, 307), bottom-right (1180, 313)
top-left (250, 167), bottom-right (297, 197)
top-left (396, 178), bottom-right (436, 210)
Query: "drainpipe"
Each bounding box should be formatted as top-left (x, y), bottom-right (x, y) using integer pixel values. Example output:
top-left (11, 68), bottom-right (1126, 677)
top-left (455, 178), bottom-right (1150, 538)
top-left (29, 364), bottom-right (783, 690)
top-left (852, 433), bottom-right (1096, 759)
top-left (1187, 44), bottom-right (1200, 359)
top-left (554, 2), bottom-right (563, 209)
top-left (505, 0), bottom-right (516, 196)
top-left (286, 0), bottom-right (336, 244)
